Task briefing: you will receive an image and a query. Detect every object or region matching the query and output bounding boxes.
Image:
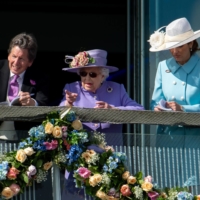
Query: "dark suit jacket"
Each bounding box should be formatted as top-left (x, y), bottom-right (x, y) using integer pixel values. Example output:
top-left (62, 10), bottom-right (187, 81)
top-left (0, 59), bottom-right (49, 133)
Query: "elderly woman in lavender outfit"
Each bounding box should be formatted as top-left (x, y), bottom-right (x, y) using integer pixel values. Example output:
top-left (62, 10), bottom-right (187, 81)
top-left (59, 49), bottom-right (144, 146)
top-left (59, 49), bottom-right (144, 200)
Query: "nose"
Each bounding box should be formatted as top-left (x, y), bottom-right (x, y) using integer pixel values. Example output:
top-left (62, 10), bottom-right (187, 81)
top-left (13, 57), bottom-right (20, 65)
top-left (171, 48), bottom-right (178, 53)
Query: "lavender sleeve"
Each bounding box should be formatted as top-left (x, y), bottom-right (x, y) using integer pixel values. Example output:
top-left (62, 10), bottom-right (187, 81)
top-left (115, 84), bottom-right (144, 110)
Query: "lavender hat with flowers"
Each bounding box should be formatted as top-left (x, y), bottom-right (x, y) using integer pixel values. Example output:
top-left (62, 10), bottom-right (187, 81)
top-left (62, 49), bottom-right (118, 73)
top-left (148, 17), bottom-right (200, 52)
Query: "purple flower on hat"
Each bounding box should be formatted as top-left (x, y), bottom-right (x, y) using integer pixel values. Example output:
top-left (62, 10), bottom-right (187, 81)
top-left (30, 79), bottom-right (36, 85)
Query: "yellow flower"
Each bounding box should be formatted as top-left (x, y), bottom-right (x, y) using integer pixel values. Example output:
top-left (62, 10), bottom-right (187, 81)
top-left (71, 119), bottom-right (83, 130)
top-left (89, 174), bottom-right (102, 187)
top-left (43, 161), bottom-right (53, 171)
top-left (15, 149), bottom-right (27, 163)
top-left (52, 126), bottom-right (62, 138)
top-left (127, 176), bottom-right (137, 184)
top-left (96, 190), bottom-right (107, 200)
top-left (45, 122), bottom-right (54, 134)
top-left (1, 187), bottom-right (14, 199)
top-left (141, 181), bottom-right (153, 192)
top-left (122, 171), bottom-right (130, 180)
top-left (23, 147), bottom-right (35, 156)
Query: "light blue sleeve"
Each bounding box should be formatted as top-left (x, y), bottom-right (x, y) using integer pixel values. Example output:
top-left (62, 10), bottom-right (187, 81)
top-left (150, 62), bottom-right (166, 110)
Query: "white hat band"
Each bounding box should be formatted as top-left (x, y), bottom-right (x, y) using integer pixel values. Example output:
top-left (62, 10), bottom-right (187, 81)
top-left (165, 30), bottom-right (194, 42)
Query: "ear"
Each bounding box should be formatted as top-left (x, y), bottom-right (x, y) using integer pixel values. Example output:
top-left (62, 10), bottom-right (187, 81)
top-left (189, 41), bottom-right (194, 49)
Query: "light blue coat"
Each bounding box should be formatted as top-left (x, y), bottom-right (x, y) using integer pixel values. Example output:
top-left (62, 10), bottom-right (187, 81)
top-left (151, 53), bottom-right (200, 112)
top-left (151, 53), bottom-right (200, 145)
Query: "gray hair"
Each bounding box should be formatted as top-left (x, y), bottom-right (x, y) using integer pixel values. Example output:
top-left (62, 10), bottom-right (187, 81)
top-left (77, 67), bottom-right (109, 81)
top-left (8, 32), bottom-right (38, 61)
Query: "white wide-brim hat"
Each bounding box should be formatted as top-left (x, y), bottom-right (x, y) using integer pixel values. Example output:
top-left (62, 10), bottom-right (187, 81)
top-left (62, 49), bottom-right (118, 73)
top-left (148, 17), bottom-right (200, 52)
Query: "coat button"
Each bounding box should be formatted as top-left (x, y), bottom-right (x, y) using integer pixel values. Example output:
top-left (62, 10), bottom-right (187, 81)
top-left (171, 96), bottom-right (175, 100)
top-left (181, 96), bottom-right (184, 101)
top-left (173, 81), bottom-right (177, 85)
top-left (182, 82), bottom-right (185, 86)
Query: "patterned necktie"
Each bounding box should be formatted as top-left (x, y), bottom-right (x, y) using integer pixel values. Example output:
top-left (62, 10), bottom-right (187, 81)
top-left (8, 74), bottom-right (19, 102)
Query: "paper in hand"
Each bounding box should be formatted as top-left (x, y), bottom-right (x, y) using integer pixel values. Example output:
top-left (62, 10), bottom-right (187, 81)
top-left (157, 99), bottom-right (172, 111)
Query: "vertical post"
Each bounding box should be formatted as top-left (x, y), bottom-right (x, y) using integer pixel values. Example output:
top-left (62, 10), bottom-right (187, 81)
top-left (52, 164), bottom-right (61, 200)
top-left (126, 0), bottom-right (131, 144)
top-left (140, 0), bottom-right (145, 175)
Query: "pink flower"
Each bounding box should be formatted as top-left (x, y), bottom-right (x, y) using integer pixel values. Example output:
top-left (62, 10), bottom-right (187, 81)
top-left (43, 141), bottom-right (52, 150)
top-left (9, 184), bottom-right (20, 196)
top-left (148, 191), bottom-right (159, 200)
top-left (144, 175), bottom-right (152, 182)
top-left (120, 184), bottom-right (131, 197)
top-left (43, 140), bottom-right (58, 150)
top-left (62, 126), bottom-right (68, 132)
top-left (77, 167), bottom-right (91, 179)
top-left (51, 140), bottom-right (58, 150)
top-left (30, 79), bottom-right (36, 85)
top-left (7, 167), bottom-right (20, 180)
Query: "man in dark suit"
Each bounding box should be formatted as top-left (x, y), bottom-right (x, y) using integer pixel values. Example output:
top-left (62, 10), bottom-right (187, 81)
top-left (0, 32), bottom-right (49, 141)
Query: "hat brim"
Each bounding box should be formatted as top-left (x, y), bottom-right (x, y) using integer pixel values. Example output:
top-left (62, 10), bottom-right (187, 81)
top-left (62, 65), bottom-right (119, 73)
top-left (150, 30), bottom-right (200, 52)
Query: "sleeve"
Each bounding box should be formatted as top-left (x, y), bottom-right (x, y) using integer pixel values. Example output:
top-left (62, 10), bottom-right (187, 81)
top-left (150, 62), bottom-right (165, 110)
top-left (35, 73), bottom-right (50, 106)
top-left (182, 105), bottom-right (200, 112)
top-left (59, 84), bottom-right (70, 106)
top-left (115, 84), bottom-right (145, 110)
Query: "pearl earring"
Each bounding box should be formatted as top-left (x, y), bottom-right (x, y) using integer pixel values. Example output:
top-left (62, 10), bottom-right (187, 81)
top-left (190, 48), bottom-right (192, 52)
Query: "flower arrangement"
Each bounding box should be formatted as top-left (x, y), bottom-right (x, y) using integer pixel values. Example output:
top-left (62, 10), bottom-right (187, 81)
top-left (0, 109), bottom-right (199, 200)
top-left (65, 51), bottom-right (95, 68)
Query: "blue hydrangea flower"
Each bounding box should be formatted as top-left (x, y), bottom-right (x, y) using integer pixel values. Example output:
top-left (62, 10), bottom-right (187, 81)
top-left (0, 161), bottom-right (8, 180)
top-left (177, 191), bottom-right (193, 200)
top-left (66, 111), bottom-right (76, 122)
top-left (103, 164), bottom-right (108, 172)
top-left (28, 127), bottom-right (37, 137)
top-left (18, 141), bottom-right (28, 149)
top-left (66, 144), bottom-right (83, 164)
top-left (33, 140), bottom-right (46, 151)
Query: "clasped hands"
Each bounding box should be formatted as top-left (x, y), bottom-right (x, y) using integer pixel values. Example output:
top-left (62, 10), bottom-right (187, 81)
top-left (65, 90), bottom-right (113, 108)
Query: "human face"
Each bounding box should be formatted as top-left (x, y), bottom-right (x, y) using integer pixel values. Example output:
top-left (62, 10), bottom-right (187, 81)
top-left (8, 46), bottom-right (33, 75)
top-left (80, 67), bottom-right (104, 93)
top-left (170, 42), bottom-right (193, 65)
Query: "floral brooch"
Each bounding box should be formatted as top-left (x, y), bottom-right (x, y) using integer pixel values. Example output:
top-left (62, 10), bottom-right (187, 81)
top-left (65, 51), bottom-right (95, 68)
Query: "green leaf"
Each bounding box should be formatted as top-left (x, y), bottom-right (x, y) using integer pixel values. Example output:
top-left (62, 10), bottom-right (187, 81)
top-left (36, 159), bottom-right (43, 168)
top-left (22, 174), bottom-right (29, 184)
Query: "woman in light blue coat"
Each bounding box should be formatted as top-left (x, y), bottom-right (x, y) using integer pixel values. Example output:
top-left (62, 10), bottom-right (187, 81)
top-left (149, 18), bottom-right (200, 148)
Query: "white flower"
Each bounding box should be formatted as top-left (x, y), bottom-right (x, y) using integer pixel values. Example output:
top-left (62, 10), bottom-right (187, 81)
top-left (148, 31), bottom-right (165, 48)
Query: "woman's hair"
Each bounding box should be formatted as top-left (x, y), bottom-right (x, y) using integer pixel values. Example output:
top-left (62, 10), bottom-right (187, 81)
top-left (8, 32), bottom-right (38, 61)
top-left (191, 40), bottom-right (200, 55)
top-left (77, 67), bottom-right (110, 81)
top-left (101, 67), bottom-right (109, 81)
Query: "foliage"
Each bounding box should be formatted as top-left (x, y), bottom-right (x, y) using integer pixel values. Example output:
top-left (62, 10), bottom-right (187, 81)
top-left (0, 110), bottom-right (199, 200)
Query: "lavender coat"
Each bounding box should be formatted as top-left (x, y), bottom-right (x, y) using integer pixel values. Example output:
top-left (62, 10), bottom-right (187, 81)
top-left (59, 81), bottom-right (144, 145)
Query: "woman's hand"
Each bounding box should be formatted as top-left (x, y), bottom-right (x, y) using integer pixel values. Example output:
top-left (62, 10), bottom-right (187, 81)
top-left (65, 90), bottom-right (78, 106)
top-left (165, 101), bottom-right (183, 111)
top-left (94, 101), bottom-right (113, 109)
top-left (154, 106), bottom-right (163, 111)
